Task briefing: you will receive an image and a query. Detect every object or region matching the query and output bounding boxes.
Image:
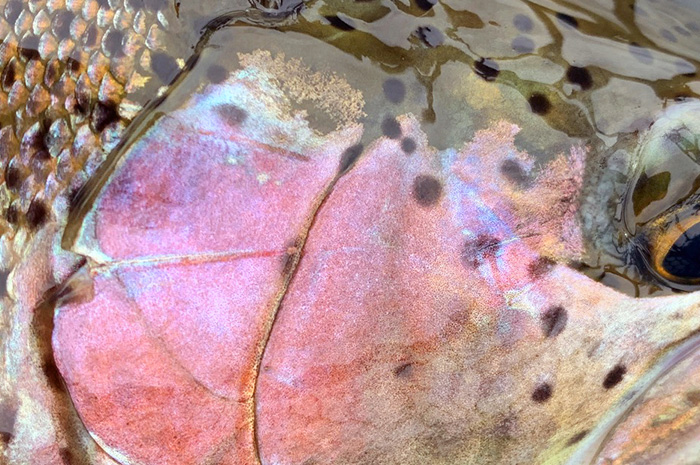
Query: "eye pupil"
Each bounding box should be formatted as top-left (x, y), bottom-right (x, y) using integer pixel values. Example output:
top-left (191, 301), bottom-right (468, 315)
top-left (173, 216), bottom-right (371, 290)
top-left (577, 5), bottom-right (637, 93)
top-left (661, 222), bottom-right (700, 281)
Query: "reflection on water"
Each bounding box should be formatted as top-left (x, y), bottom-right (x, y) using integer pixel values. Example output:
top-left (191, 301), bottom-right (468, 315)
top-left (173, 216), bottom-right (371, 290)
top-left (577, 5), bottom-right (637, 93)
top-left (1, 0), bottom-right (700, 464)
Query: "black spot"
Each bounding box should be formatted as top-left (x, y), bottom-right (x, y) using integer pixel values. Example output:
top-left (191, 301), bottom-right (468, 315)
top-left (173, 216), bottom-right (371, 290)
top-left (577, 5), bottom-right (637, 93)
top-left (603, 364), bottom-right (627, 389)
top-left (415, 0), bottom-right (436, 11)
top-left (393, 362), bottom-right (413, 378)
top-left (324, 15), bottom-right (354, 31)
top-left (567, 430), bottom-right (588, 446)
top-left (556, 12), bottom-right (578, 28)
top-left (207, 64), bottom-right (228, 84)
top-left (5, 167), bottom-right (21, 191)
top-left (531, 383), bottom-right (553, 403)
top-left (513, 14), bottom-right (533, 32)
top-left (2, 61), bottom-right (16, 89)
top-left (566, 66), bottom-right (593, 90)
top-left (415, 25), bottom-right (444, 47)
top-left (26, 200), bottom-right (49, 230)
top-left (338, 144), bottom-right (363, 175)
top-left (0, 431), bottom-right (11, 445)
top-left (83, 23), bottom-right (98, 48)
top-left (528, 93), bottom-right (551, 115)
top-left (660, 28), bottom-right (677, 43)
top-left (52, 10), bottom-right (75, 41)
top-left (5, 204), bottom-right (18, 224)
top-left (19, 35), bottom-right (40, 61)
top-left (102, 29), bottom-right (124, 57)
top-left (381, 116), bottom-right (402, 139)
top-left (512, 36), bottom-right (535, 54)
top-left (66, 56), bottom-right (82, 73)
top-left (528, 256), bottom-right (556, 278)
top-left (383, 78), bottom-right (406, 104)
top-left (93, 101), bottom-right (120, 132)
top-left (541, 306), bottom-right (567, 338)
top-left (24, 119), bottom-right (49, 152)
top-left (500, 159), bottom-right (529, 186)
top-left (401, 137), bottom-right (416, 154)
top-left (629, 43), bottom-right (653, 64)
top-left (216, 104), bottom-right (247, 126)
top-left (151, 52), bottom-right (180, 84)
top-left (4, 0), bottom-right (22, 24)
top-left (412, 174), bottom-right (443, 207)
top-left (475, 58), bottom-right (499, 81)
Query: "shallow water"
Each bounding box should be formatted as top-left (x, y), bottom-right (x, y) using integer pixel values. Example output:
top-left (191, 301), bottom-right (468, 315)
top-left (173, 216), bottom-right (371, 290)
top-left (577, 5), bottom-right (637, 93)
top-left (2, 1), bottom-right (700, 464)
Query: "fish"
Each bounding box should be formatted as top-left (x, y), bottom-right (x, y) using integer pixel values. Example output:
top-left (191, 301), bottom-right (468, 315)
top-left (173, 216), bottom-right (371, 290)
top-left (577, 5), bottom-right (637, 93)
top-left (3, 0), bottom-right (700, 464)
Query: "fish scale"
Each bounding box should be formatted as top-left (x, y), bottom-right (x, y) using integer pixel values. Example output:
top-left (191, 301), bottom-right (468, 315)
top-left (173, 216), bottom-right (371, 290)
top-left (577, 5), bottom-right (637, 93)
top-left (0, 0), bottom-right (183, 256)
top-left (0, 0), bottom-right (187, 461)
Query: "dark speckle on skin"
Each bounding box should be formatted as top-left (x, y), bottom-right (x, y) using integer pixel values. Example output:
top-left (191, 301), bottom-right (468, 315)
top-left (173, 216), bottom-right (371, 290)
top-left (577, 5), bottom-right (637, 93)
top-left (415, 0), bottom-right (436, 11)
top-left (324, 15), bottom-right (355, 31)
top-left (401, 137), bottom-right (416, 154)
top-left (5, 167), bottom-right (21, 191)
top-left (556, 12), bottom-right (578, 28)
top-left (19, 35), bottom-right (40, 61)
top-left (512, 36), bottom-right (535, 54)
top-left (660, 29), bottom-right (677, 43)
top-left (26, 200), bottom-right (49, 230)
top-left (513, 14), bottom-right (533, 32)
top-left (567, 430), bottom-right (588, 446)
top-left (566, 66), bottom-right (593, 90)
top-left (412, 174), bottom-right (443, 207)
top-left (1, 60), bottom-right (16, 89)
top-left (393, 362), bottom-right (413, 378)
top-left (528, 93), bottom-right (551, 115)
top-left (151, 52), bottom-right (180, 84)
top-left (66, 56), bottom-right (83, 74)
top-left (529, 256), bottom-right (556, 278)
top-left (603, 364), bottom-right (627, 389)
top-left (415, 26), bottom-right (444, 47)
top-left (207, 64), bottom-right (228, 84)
top-left (216, 104), bottom-right (248, 127)
top-left (383, 78), bottom-right (406, 104)
top-left (475, 58), bottom-right (499, 81)
top-left (381, 116), bottom-right (402, 139)
top-left (541, 306), bottom-right (568, 338)
top-left (629, 43), bottom-right (654, 64)
top-left (500, 159), bottom-right (529, 186)
top-left (338, 144), bottom-right (364, 175)
top-left (531, 383), bottom-right (553, 403)
top-left (93, 101), bottom-right (121, 132)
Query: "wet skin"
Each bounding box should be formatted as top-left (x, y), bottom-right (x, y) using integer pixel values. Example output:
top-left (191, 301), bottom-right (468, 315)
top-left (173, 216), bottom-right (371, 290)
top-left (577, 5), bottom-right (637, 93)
top-left (2, 1), bottom-right (700, 464)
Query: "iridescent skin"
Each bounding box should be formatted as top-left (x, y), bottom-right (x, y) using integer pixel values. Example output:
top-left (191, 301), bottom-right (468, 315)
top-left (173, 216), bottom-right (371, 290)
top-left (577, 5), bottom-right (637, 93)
top-left (3, 1), bottom-right (700, 464)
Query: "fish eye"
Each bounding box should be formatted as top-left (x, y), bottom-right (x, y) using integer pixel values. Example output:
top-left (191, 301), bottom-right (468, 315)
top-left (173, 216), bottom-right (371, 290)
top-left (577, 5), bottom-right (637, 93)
top-left (624, 101), bottom-right (700, 289)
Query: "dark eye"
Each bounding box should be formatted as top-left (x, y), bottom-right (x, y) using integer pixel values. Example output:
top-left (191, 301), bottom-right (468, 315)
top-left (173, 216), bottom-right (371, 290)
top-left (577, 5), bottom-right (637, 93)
top-left (624, 101), bottom-right (700, 289)
top-left (649, 215), bottom-right (700, 285)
